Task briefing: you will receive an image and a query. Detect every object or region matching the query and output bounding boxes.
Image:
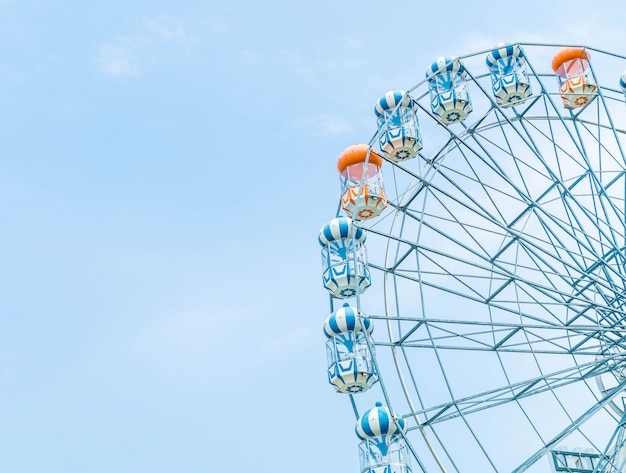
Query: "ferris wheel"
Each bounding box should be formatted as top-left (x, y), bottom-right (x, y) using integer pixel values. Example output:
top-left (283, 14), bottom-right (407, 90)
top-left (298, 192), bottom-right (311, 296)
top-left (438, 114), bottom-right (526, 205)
top-left (318, 42), bottom-right (626, 473)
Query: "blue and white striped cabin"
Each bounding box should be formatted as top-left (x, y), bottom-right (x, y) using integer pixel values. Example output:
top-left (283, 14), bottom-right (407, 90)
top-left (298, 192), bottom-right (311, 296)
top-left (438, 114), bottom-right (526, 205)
top-left (318, 217), bottom-right (371, 299)
top-left (324, 303), bottom-right (378, 393)
top-left (356, 403), bottom-right (411, 473)
top-left (426, 56), bottom-right (472, 125)
top-left (486, 43), bottom-right (532, 107)
top-left (374, 90), bottom-right (422, 162)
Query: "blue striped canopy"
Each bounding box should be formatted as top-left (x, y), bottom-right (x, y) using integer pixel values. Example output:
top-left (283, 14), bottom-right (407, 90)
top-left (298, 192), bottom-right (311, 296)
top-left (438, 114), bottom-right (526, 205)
top-left (374, 90), bottom-right (416, 117)
top-left (426, 56), bottom-right (465, 80)
top-left (485, 42), bottom-right (525, 71)
top-left (355, 402), bottom-right (406, 440)
top-left (324, 303), bottom-right (373, 337)
top-left (318, 217), bottom-right (366, 246)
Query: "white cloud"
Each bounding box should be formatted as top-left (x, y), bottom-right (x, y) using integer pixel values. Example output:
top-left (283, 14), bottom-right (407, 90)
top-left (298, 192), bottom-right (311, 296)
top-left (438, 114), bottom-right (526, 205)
top-left (343, 36), bottom-right (364, 50)
top-left (96, 14), bottom-right (198, 78)
top-left (141, 15), bottom-right (187, 42)
top-left (236, 50), bottom-right (263, 67)
top-left (202, 15), bottom-right (228, 35)
top-left (294, 113), bottom-right (354, 138)
top-left (96, 43), bottom-right (140, 77)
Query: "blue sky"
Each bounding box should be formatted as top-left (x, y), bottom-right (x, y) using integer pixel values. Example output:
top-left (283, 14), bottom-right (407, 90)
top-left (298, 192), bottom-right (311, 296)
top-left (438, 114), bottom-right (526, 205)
top-left (1, 1), bottom-right (626, 472)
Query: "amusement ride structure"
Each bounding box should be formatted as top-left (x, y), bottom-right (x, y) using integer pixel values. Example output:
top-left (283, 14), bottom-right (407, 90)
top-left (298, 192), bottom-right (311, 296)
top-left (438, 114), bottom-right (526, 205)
top-left (318, 43), bottom-right (626, 472)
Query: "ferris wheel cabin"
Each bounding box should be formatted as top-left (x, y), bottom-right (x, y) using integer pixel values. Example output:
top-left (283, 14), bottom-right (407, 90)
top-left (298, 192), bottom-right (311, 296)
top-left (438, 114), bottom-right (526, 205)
top-left (426, 56), bottom-right (473, 125)
top-left (338, 144), bottom-right (388, 221)
top-left (374, 90), bottom-right (422, 162)
top-left (356, 403), bottom-right (411, 473)
top-left (324, 303), bottom-right (378, 394)
top-left (620, 70), bottom-right (626, 99)
top-left (486, 43), bottom-right (533, 107)
top-left (318, 217), bottom-right (371, 299)
top-left (551, 47), bottom-right (597, 109)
